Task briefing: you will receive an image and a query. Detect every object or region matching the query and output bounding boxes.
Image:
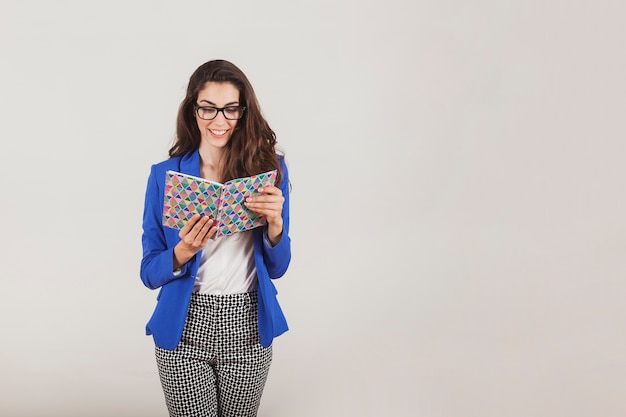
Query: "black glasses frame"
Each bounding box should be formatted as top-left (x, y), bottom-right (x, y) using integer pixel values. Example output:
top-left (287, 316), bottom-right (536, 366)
top-left (194, 105), bottom-right (246, 120)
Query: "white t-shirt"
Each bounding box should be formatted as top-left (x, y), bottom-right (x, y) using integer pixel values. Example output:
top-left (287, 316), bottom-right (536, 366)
top-left (193, 230), bottom-right (257, 294)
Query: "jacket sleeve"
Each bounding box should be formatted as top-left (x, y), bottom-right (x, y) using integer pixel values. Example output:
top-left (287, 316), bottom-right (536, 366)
top-left (140, 164), bottom-right (191, 290)
top-left (262, 156), bottom-right (292, 279)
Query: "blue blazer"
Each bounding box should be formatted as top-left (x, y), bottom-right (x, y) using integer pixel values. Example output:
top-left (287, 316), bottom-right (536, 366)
top-left (140, 150), bottom-right (291, 349)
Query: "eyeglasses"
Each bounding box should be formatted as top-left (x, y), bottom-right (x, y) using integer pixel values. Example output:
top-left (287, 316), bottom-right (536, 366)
top-left (194, 105), bottom-right (246, 120)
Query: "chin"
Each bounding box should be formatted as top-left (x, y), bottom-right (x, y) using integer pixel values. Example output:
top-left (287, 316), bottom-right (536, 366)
top-left (203, 136), bottom-right (230, 148)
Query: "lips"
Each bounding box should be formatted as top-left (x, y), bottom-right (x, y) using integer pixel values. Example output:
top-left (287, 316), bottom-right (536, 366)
top-left (209, 129), bottom-right (228, 137)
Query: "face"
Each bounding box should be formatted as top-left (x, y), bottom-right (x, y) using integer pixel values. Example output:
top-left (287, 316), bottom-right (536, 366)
top-left (195, 82), bottom-right (241, 150)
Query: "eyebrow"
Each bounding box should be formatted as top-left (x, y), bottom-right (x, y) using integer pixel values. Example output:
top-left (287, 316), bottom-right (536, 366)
top-left (198, 99), bottom-right (240, 106)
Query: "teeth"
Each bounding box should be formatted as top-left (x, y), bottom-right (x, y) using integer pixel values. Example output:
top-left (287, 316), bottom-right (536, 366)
top-left (210, 129), bottom-right (227, 135)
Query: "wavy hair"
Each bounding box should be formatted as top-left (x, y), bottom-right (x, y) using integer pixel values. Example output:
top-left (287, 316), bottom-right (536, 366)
top-left (169, 59), bottom-right (282, 185)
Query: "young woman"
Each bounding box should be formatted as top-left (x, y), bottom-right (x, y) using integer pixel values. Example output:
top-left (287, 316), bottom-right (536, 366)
top-left (140, 59), bottom-right (291, 417)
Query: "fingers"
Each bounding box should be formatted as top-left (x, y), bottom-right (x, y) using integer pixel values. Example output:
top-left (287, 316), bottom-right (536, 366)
top-left (259, 185), bottom-right (282, 197)
top-left (179, 214), bottom-right (217, 247)
top-left (173, 214), bottom-right (217, 269)
top-left (245, 190), bottom-right (283, 211)
top-left (246, 185), bottom-right (283, 206)
top-left (245, 186), bottom-right (284, 224)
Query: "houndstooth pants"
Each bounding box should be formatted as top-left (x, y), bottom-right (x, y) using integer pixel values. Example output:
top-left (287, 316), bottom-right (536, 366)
top-left (155, 291), bottom-right (272, 417)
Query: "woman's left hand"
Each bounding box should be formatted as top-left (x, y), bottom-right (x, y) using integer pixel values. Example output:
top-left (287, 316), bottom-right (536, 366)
top-left (245, 185), bottom-right (284, 245)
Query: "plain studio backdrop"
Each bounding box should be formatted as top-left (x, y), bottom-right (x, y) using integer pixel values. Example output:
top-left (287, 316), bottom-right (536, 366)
top-left (0, 1), bottom-right (625, 416)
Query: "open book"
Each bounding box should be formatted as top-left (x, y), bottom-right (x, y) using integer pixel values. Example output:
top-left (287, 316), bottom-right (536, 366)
top-left (162, 169), bottom-right (277, 238)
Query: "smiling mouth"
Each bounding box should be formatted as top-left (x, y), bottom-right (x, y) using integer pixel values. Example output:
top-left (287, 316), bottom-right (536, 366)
top-left (209, 129), bottom-right (228, 136)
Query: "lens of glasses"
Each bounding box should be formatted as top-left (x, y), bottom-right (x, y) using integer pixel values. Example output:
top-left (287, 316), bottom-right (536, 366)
top-left (196, 106), bottom-right (245, 120)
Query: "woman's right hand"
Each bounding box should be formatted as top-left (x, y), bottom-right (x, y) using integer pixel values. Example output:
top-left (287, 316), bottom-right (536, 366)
top-left (173, 214), bottom-right (217, 269)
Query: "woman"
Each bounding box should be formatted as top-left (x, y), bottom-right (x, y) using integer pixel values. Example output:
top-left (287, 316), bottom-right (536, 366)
top-left (140, 59), bottom-right (291, 417)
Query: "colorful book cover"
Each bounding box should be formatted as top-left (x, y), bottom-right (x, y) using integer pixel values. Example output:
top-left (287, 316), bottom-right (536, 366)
top-left (162, 169), bottom-right (277, 238)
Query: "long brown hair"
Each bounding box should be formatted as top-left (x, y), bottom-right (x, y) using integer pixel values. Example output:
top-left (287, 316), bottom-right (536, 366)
top-left (169, 59), bottom-right (282, 185)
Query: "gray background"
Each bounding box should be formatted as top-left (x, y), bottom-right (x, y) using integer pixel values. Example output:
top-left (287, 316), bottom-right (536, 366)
top-left (1, 1), bottom-right (625, 416)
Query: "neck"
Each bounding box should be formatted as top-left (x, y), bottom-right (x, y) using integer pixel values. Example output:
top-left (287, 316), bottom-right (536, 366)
top-left (198, 144), bottom-right (224, 181)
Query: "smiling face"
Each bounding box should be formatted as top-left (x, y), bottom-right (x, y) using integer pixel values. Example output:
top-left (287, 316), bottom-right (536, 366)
top-left (195, 81), bottom-right (241, 152)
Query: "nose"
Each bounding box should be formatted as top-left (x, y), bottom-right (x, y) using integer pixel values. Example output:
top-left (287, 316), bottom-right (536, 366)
top-left (212, 109), bottom-right (228, 123)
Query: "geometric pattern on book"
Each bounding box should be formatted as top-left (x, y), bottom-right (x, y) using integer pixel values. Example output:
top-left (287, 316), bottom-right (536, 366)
top-left (162, 170), bottom-right (277, 239)
top-left (216, 170), bottom-right (277, 237)
top-left (162, 171), bottom-right (221, 231)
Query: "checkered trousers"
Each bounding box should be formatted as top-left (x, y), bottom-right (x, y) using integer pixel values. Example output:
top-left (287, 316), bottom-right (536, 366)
top-left (155, 291), bottom-right (272, 417)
